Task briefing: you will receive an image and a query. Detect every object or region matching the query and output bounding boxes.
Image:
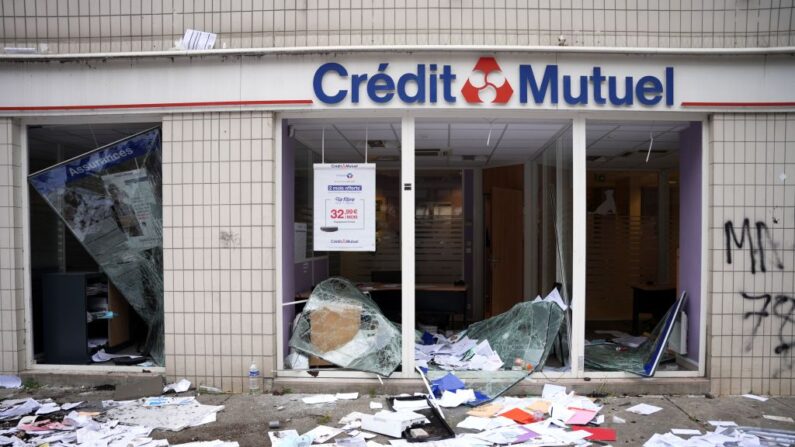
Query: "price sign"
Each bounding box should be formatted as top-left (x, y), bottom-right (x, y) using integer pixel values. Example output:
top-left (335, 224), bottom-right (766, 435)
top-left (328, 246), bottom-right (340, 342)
top-left (313, 164), bottom-right (376, 251)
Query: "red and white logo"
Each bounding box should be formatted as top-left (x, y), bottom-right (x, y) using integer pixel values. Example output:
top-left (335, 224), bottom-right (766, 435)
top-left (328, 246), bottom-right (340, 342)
top-left (460, 57), bottom-right (514, 104)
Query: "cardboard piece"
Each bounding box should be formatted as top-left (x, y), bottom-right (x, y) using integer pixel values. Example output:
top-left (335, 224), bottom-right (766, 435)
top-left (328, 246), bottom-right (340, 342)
top-left (309, 306), bottom-right (361, 354)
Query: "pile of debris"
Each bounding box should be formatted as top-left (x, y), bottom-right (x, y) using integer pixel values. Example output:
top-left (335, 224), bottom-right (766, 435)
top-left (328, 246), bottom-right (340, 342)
top-left (0, 380), bottom-right (234, 447)
top-left (275, 380), bottom-right (615, 446)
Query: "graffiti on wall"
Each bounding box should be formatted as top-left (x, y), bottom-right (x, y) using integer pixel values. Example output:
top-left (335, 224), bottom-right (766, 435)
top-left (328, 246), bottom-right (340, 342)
top-left (724, 215), bottom-right (794, 377)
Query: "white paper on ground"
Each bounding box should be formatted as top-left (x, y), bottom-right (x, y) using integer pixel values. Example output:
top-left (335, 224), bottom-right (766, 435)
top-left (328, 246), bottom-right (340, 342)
top-left (670, 428), bottom-right (701, 435)
top-left (456, 416), bottom-right (492, 431)
top-left (541, 384), bottom-right (567, 400)
top-left (741, 393), bottom-right (768, 402)
top-left (303, 395), bottom-right (338, 405)
top-left (164, 378), bottom-right (191, 393)
top-left (643, 433), bottom-right (688, 447)
top-left (437, 389), bottom-right (476, 408)
top-left (0, 399), bottom-right (40, 420)
top-left (35, 402), bottom-right (60, 415)
top-left (0, 376), bottom-right (21, 389)
top-left (369, 402), bottom-right (383, 409)
top-left (707, 420), bottom-right (738, 427)
top-left (335, 393), bottom-right (358, 400)
top-left (303, 425), bottom-right (344, 444)
top-left (763, 414), bottom-right (795, 423)
top-left (61, 402), bottom-right (83, 411)
top-left (392, 399), bottom-right (429, 412)
top-left (613, 415), bottom-right (626, 423)
top-left (105, 400), bottom-right (225, 431)
top-left (626, 403), bottom-right (663, 415)
top-left (269, 430), bottom-right (300, 447)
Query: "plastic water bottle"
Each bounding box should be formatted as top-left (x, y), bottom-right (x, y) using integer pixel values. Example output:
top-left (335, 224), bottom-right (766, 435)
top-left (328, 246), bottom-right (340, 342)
top-left (248, 361), bottom-right (261, 395)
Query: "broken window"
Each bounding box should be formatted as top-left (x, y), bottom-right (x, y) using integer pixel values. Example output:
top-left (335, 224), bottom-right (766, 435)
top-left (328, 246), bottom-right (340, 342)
top-left (28, 127), bottom-right (164, 366)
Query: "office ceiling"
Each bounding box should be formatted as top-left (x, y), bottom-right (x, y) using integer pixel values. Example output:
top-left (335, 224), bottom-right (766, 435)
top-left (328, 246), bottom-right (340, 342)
top-left (290, 118), bottom-right (691, 169)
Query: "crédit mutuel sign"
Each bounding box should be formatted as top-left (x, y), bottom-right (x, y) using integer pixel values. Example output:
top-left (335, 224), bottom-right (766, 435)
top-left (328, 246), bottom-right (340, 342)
top-left (313, 57), bottom-right (674, 107)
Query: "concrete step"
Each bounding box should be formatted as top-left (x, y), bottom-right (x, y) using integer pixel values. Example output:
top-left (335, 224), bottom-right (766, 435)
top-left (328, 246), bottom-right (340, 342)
top-left (273, 376), bottom-right (711, 396)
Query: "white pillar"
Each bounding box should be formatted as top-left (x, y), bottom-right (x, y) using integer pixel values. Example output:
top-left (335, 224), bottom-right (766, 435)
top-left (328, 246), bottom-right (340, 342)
top-left (571, 117), bottom-right (587, 376)
top-left (400, 115), bottom-right (416, 378)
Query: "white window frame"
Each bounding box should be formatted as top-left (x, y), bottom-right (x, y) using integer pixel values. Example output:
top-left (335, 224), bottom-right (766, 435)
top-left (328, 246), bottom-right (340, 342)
top-left (19, 113), bottom-right (166, 373)
top-left (274, 110), bottom-right (708, 380)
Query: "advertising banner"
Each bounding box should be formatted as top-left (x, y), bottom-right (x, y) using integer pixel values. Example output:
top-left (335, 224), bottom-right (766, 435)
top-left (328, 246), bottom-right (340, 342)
top-left (313, 163), bottom-right (376, 251)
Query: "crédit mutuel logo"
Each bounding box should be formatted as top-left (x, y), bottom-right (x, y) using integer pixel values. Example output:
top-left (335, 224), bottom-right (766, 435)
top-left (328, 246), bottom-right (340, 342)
top-left (312, 57), bottom-right (674, 107)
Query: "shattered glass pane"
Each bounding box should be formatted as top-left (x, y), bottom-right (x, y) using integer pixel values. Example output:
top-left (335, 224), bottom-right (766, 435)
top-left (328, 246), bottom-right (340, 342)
top-left (464, 301), bottom-right (565, 371)
top-left (288, 277), bottom-right (402, 376)
top-left (584, 292), bottom-right (687, 376)
top-left (28, 128), bottom-right (165, 365)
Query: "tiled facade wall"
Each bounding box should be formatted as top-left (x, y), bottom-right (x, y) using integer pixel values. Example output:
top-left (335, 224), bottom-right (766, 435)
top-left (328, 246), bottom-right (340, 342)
top-left (1, 0), bottom-right (793, 53)
top-left (162, 112), bottom-right (275, 393)
top-left (709, 113), bottom-right (795, 395)
top-left (0, 118), bottom-right (24, 375)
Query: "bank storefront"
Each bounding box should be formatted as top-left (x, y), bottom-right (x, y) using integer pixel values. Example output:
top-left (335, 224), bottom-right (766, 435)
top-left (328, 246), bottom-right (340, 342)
top-left (0, 49), bottom-right (793, 395)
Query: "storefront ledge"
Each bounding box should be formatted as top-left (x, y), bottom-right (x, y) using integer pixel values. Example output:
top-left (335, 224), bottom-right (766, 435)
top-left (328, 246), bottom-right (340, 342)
top-left (20, 369), bottom-right (165, 391)
top-left (273, 376), bottom-right (710, 396)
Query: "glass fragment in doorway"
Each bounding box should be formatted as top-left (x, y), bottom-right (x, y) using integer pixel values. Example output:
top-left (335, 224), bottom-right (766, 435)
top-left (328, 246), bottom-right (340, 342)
top-left (28, 128), bottom-right (165, 365)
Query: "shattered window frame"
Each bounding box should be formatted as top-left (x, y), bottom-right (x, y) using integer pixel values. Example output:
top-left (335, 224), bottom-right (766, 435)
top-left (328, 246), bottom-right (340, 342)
top-left (28, 127), bottom-right (165, 366)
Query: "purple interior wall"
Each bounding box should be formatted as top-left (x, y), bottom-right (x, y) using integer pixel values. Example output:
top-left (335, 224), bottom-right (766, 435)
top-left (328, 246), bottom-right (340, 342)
top-left (281, 120), bottom-right (295, 360)
top-left (678, 121), bottom-right (702, 363)
top-left (464, 170), bottom-right (474, 316)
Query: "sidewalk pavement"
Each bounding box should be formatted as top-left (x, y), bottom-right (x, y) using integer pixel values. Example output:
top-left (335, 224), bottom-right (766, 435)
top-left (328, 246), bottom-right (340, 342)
top-left (2, 385), bottom-right (794, 446)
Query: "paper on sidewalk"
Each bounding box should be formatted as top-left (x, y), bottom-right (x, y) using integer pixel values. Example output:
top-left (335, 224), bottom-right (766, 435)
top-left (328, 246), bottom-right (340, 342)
top-left (626, 403), bottom-right (663, 415)
top-left (707, 420), bottom-right (738, 427)
top-left (164, 378), bottom-right (191, 393)
top-left (741, 393), bottom-right (768, 402)
top-left (670, 428), bottom-right (701, 435)
top-left (302, 395), bottom-right (338, 405)
top-left (0, 376), bottom-right (21, 389)
top-left (303, 425), bottom-right (344, 444)
top-left (762, 414), bottom-right (795, 423)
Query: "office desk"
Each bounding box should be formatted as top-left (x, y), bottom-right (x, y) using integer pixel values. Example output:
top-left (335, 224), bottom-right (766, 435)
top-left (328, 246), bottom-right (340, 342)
top-left (632, 284), bottom-right (676, 335)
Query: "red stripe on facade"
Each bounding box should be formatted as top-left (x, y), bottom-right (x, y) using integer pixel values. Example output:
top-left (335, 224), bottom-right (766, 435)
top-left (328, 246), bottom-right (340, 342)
top-left (0, 99), bottom-right (314, 111)
top-left (681, 101), bottom-right (795, 107)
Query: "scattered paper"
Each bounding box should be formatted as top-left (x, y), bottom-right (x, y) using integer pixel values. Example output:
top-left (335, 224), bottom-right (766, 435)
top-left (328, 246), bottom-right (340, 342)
top-left (180, 29), bottom-right (217, 50)
top-left (541, 384), bottom-right (567, 400)
top-left (437, 389), bottom-right (476, 408)
top-left (0, 376), bottom-right (21, 389)
top-left (302, 395), bottom-right (338, 405)
top-left (335, 393), bottom-right (359, 400)
top-left (304, 425), bottom-right (344, 444)
top-left (708, 420), bottom-right (738, 427)
top-left (626, 403), bottom-right (663, 415)
top-left (671, 428), bottom-right (701, 435)
top-left (164, 378), bottom-right (192, 393)
top-left (369, 402), bottom-right (383, 410)
top-left (741, 393), bottom-right (768, 402)
top-left (613, 415), bottom-right (626, 424)
top-left (61, 402), bottom-right (83, 411)
top-left (35, 402), bottom-right (61, 415)
top-left (763, 414), bottom-right (795, 423)
top-left (269, 430), bottom-right (300, 447)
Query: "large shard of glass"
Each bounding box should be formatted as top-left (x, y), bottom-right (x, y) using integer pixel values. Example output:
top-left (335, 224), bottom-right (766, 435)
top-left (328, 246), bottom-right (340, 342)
top-left (464, 301), bottom-right (565, 371)
top-left (289, 277), bottom-right (402, 376)
top-left (584, 291), bottom-right (687, 376)
top-left (28, 128), bottom-right (164, 365)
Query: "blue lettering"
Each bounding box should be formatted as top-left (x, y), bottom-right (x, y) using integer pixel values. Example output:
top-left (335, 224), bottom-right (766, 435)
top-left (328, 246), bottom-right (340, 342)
top-left (367, 63), bottom-right (395, 103)
top-left (563, 75), bottom-right (588, 105)
top-left (313, 62), bottom-right (348, 104)
top-left (519, 64), bottom-right (558, 104)
top-left (397, 64), bottom-right (426, 103)
top-left (608, 75), bottom-right (633, 105)
top-left (665, 67), bottom-right (674, 106)
top-left (636, 75), bottom-right (663, 105)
